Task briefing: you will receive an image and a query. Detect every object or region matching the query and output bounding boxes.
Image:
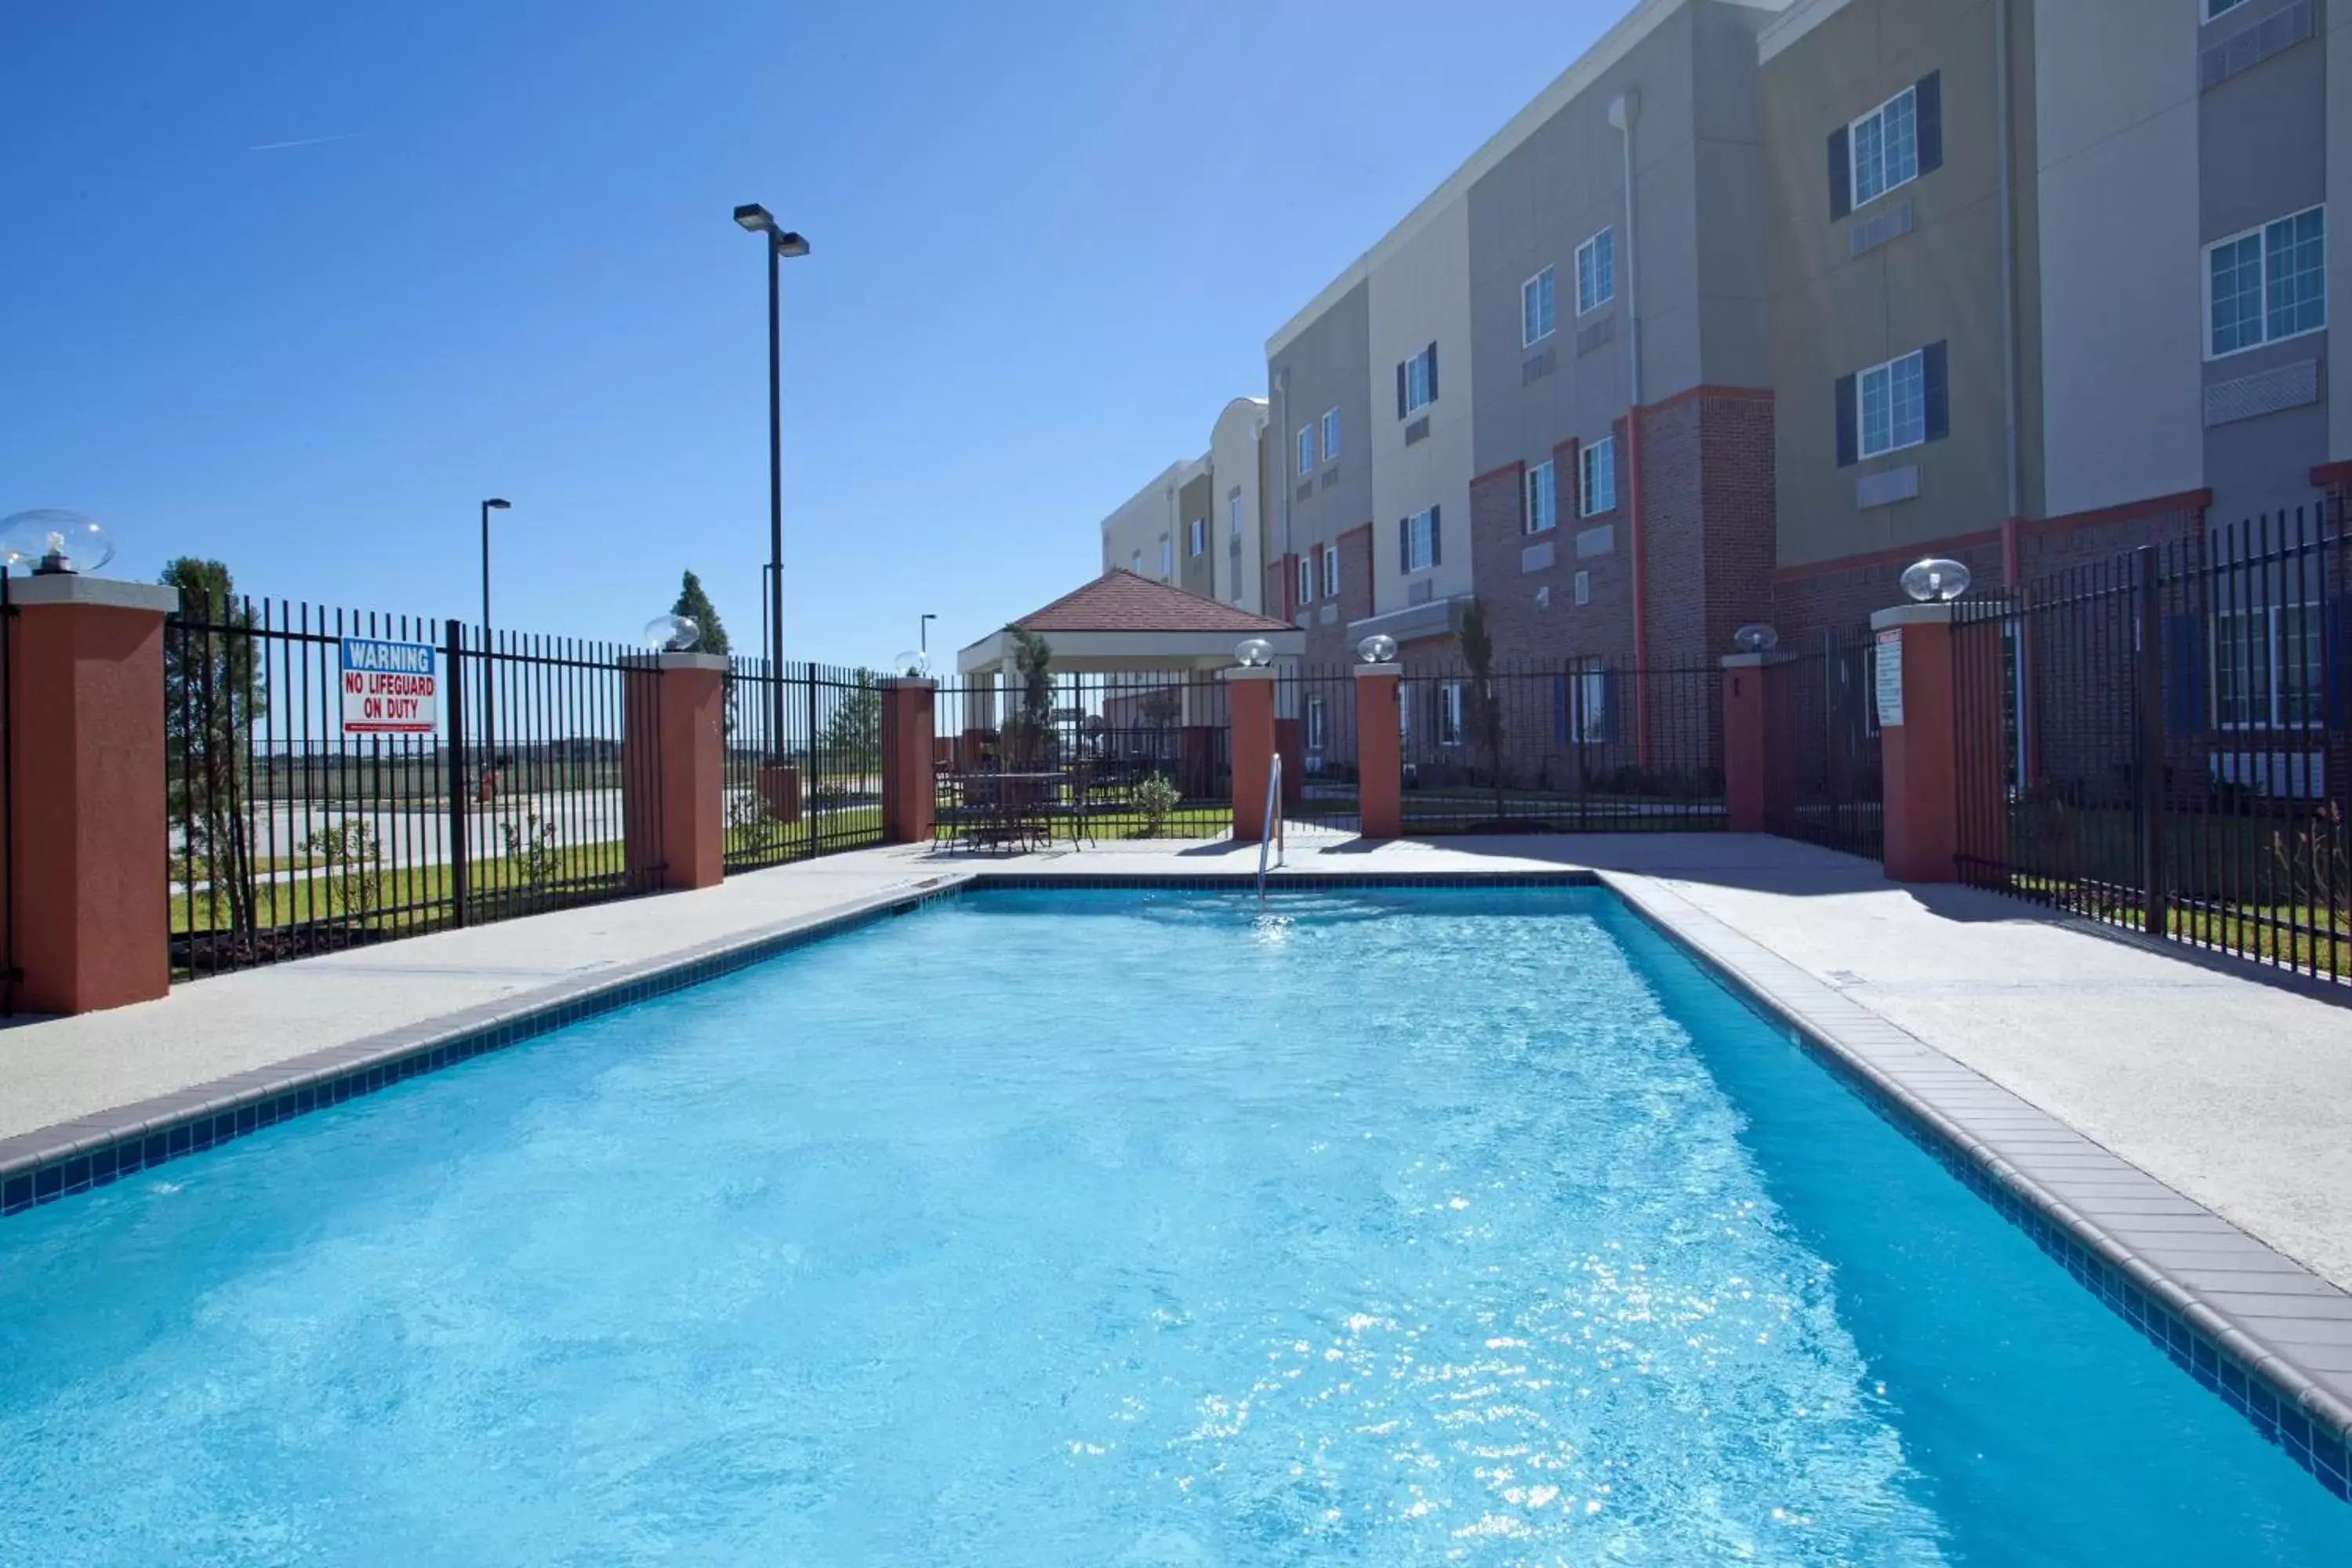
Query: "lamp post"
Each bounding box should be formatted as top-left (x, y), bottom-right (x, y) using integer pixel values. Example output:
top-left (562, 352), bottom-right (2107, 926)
top-left (731, 203), bottom-right (809, 753)
top-left (920, 613), bottom-right (936, 663)
top-left (478, 497), bottom-right (510, 790)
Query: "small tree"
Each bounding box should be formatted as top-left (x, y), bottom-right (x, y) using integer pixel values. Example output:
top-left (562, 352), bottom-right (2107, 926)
top-left (1458, 599), bottom-right (1506, 824)
top-left (300, 818), bottom-right (383, 922)
top-left (1002, 625), bottom-right (1054, 767)
top-left (818, 667), bottom-right (883, 789)
top-left (672, 569), bottom-right (739, 739)
top-left (163, 557), bottom-right (265, 941)
top-left (1133, 772), bottom-right (1181, 837)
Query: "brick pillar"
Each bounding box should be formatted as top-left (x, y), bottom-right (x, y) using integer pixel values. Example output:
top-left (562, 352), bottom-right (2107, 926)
top-left (1722, 652), bottom-right (1769, 833)
top-left (622, 653), bottom-right (727, 891)
top-left (6, 574), bottom-right (181, 1014)
top-left (880, 678), bottom-right (936, 845)
top-left (1874, 604), bottom-right (1963, 883)
top-left (1228, 667), bottom-right (1277, 843)
top-left (1354, 662), bottom-right (1402, 839)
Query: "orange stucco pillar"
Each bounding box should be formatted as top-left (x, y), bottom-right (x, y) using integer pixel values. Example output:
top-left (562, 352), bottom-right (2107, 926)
top-left (1874, 604), bottom-right (1962, 883)
top-left (1722, 653), bottom-right (1769, 833)
top-left (6, 574), bottom-right (182, 1014)
top-left (1227, 667), bottom-right (1277, 843)
top-left (622, 653), bottom-right (726, 891)
top-left (1354, 663), bottom-right (1402, 839)
top-left (880, 679), bottom-right (936, 845)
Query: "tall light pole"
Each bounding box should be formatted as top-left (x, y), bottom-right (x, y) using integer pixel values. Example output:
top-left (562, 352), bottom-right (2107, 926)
top-left (920, 612), bottom-right (937, 664)
top-left (479, 497), bottom-right (510, 782)
top-left (732, 203), bottom-right (809, 753)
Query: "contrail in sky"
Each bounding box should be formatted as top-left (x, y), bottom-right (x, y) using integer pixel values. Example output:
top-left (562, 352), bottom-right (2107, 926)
top-left (248, 132), bottom-right (365, 153)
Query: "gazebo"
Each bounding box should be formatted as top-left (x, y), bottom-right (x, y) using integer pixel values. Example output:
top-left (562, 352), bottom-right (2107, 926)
top-left (949, 570), bottom-right (1305, 789)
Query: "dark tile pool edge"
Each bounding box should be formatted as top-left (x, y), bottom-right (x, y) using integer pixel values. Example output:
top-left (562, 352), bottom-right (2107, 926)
top-left (1596, 871), bottom-right (2352, 1501)
top-left (0, 872), bottom-right (978, 1220)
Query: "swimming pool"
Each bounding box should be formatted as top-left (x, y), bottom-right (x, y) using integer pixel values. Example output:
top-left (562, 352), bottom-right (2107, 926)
top-left (1, 884), bottom-right (2345, 1563)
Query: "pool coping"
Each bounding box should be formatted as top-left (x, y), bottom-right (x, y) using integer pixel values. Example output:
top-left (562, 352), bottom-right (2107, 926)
top-left (5, 863), bottom-right (2350, 1501)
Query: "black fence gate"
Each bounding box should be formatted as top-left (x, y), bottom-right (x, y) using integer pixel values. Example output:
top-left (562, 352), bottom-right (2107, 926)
top-left (1396, 658), bottom-right (1725, 832)
top-left (1764, 625), bottom-right (1884, 862)
top-left (723, 660), bottom-right (887, 872)
top-left (1954, 502), bottom-right (2348, 980)
top-left (167, 597), bottom-right (665, 979)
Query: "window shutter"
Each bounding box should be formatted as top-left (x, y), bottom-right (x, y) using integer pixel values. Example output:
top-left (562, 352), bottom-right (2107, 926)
top-left (1429, 505), bottom-right (1442, 566)
top-left (1399, 517), bottom-right (1409, 574)
top-left (1835, 373), bottom-right (1859, 467)
top-left (2328, 594), bottom-right (2351, 729)
top-left (1916, 72), bottom-right (1944, 176)
top-left (1564, 441), bottom-right (1581, 519)
top-left (1922, 341), bottom-right (1951, 442)
top-left (2165, 613), bottom-right (2207, 733)
top-left (1396, 361), bottom-right (1407, 420)
top-left (1426, 343), bottom-right (1439, 403)
top-left (1828, 125), bottom-right (1852, 221)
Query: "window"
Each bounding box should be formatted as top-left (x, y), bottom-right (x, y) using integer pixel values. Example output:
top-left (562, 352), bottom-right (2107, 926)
top-left (1857, 350), bottom-right (1926, 459)
top-left (1579, 437), bottom-right (1617, 516)
top-left (2208, 0), bottom-right (2250, 16)
top-left (2216, 601), bottom-right (2325, 729)
top-left (1188, 517), bottom-right (1204, 557)
top-left (1322, 543), bottom-right (1339, 599)
top-left (1573, 569), bottom-right (1591, 607)
top-left (1306, 695), bottom-right (1327, 751)
top-left (1523, 267), bottom-right (1557, 347)
top-left (1850, 86), bottom-right (1918, 209)
top-left (1298, 555), bottom-right (1314, 605)
top-left (1130, 550), bottom-right (1143, 575)
top-left (1399, 343), bottom-right (1438, 416)
top-left (1228, 493), bottom-right (1243, 537)
top-left (1297, 426), bottom-right (1314, 476)
top-left (1321, 408), bottom-right (1341, 463)
top-left (1160, 536), bottom-right (1173, 579)
top-left (1575, 230), bottom-right (1615, 315)
top-left (2207, 206), bottom-right (2326, 358)
top-left (1437, 682), bottom-right (1465, 747)
top-left (1574, 668), bottom-right (1608, 742)
top-left (1526, 459), bottom-right (1556, 533)
top-left (1403, 507), bottom-right (1439, 572)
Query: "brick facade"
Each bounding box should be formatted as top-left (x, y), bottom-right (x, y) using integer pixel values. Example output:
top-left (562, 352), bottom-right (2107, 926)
top-left (1640, 390), bottom-right (1777, 670)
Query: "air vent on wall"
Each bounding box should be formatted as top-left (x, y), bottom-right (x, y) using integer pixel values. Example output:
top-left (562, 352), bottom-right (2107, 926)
top-left (1575, 315), bottom-right (1615, 358)
top-left (1408, 579), bottom-right (1433, 605)
top-left (1296, 480), bottom-right (1315, 503)
top-left (2201, 1), bottom-right (2312, 89)
top-left (1404, 416), bottom-right (1431, 445)
top-left (1850, 200), bottom-right (1915, 259)
top-left (1320, 467), bottom-right (1338, 490)
top-left (1522, 349), bottom-right (1556, 385)
top-left (2205, 358), bottom-right (2321, 426)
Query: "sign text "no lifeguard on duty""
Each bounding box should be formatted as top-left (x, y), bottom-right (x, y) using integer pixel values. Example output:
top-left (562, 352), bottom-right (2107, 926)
top-left (339, 637), bottom-right (440, 735)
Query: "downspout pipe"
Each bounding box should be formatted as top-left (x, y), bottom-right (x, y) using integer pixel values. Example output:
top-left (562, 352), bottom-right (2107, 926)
top-left (1610, 89), bottom-right (1650, 767)
top-left (1995, 0), bottom-right (2021, 532)
top-left (1276, 366), bottom-right (1293, 618)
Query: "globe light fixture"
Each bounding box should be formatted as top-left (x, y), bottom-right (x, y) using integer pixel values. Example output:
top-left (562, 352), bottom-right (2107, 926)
top-left (1234, 637), bottom-right (1275, 668)
top-left (1900, 557), bottom-right (1971, 604)
top-left (0, 510), bottom-right (114, 576)
top-left (1732, 624), bottom-right (1780, 654)
top-left (643, 614), bottom-right (701, 652)
top-left (1356, 633), bottom-right (1399, 664)
top-left (894, 649), bottom-right (929, 679)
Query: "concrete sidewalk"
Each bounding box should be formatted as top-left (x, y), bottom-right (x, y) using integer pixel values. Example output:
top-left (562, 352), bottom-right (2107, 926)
top-left (5, 829), bottom-right (2349, 1298)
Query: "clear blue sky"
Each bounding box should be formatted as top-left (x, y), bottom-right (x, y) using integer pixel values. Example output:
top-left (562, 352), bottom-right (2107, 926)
top-left (2, 0), bottom-right (1621, 666)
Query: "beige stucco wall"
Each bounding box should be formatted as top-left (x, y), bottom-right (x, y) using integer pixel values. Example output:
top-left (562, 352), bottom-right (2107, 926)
top-left (1097, 457), bottom-right (1206, 586)
top-left (2034, 0), bottom-right (2203, 517)
top-left (1368, 195), bottom-right (1477, 617)
top-left (1209, 397), bottom-right (1269, 610)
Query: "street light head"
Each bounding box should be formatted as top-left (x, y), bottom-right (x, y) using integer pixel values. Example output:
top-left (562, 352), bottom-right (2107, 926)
top-left (0, 509), bottom-right (114, 576)
top-left (484, 498), bottom-right (510, 511)
top-left (732, 202), bottom-right (775, 234)
top-left (774, 230), bottom-right (810, 259)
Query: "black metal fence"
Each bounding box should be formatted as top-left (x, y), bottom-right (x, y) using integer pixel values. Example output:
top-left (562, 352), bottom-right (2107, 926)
top-left (931, 670), bottom-right (1232, 847)
top-left (722, 660), bottom-right (887, 871)
top-left (1765, 625), bottom-right (1885, 862)
top-left (1287, 666), bottom-right (1362, 833)
top-left (1954, 503), bottom-right (2349, 980)
top-left (1395, 658), bottom-right (1725, 832)
top-left (1, 572), bottom-right (14, 1014)
top-left (167, 597), bottom-right (664, 979)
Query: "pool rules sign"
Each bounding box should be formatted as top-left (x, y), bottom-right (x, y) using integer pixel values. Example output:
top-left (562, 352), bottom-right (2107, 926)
top-left (340, 637), bottom-right (440, 735)
top-left (1874, 630), bottom-right (1904, 727)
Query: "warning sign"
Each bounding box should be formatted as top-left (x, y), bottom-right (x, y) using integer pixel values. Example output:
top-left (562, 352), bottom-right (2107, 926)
top-left (1875, 629), bottom-right (1904, 728)
top-left (340, 637), bottom-right (440, 735)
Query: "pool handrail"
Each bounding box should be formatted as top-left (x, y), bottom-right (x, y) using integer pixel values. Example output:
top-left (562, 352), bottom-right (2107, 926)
top-left (1258, 751), bottom-right (1284, 902)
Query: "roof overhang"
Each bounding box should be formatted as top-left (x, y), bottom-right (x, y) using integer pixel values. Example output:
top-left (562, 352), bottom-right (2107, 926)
top-left (956, 626), bottom-right (1307, 675)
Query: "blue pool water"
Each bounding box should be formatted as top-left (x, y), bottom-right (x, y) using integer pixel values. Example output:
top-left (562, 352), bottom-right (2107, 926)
top-left (2, 887), bottom-right (2347, 1563)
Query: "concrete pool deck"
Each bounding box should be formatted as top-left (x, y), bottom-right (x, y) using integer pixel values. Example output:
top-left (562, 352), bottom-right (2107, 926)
top-left (7, 831), bottom-right (2352, 1450)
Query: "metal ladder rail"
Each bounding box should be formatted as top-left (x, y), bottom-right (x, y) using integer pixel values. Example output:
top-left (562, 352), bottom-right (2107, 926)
top-left (1257, 751), bottom-right (1284, 903)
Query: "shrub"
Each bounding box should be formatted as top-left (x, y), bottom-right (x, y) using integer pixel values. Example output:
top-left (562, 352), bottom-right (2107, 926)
top-left (1133, 772), bottom-right (1182, 837)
